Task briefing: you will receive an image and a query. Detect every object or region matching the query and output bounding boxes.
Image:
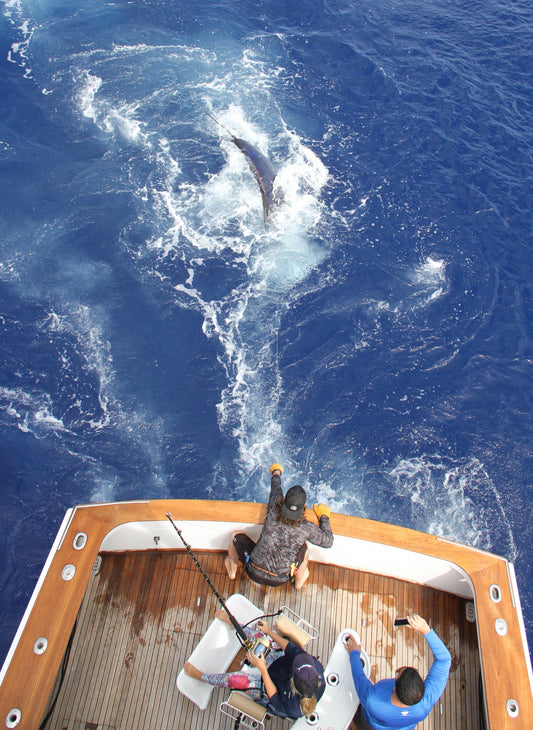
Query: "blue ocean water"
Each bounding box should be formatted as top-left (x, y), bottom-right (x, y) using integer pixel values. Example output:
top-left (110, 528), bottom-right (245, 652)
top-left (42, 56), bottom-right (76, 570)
top-left (1, 0), bottom-right (532, 667)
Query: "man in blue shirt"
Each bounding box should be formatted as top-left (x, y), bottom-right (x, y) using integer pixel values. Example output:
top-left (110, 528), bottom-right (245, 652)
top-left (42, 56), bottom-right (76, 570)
top-left (345, 614), bottom-right (451, 730)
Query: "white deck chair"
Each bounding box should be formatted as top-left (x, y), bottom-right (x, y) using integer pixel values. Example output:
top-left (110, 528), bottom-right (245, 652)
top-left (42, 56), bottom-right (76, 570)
top-left (219, 606), bottom-right (319, 728)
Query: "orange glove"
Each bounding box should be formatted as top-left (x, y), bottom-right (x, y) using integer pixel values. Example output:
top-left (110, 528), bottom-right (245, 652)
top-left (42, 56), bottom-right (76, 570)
top-left (313, 503), bottom-right (331, 520)
top-left (269, 463), bottom-right (283, 475)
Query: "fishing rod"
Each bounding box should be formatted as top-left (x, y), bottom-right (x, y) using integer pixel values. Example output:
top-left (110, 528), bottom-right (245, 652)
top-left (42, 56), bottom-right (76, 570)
top-left (165, 513), bottom-right (252, 649)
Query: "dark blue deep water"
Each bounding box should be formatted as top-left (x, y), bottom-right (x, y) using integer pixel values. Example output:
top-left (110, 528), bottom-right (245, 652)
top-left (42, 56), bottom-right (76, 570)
top-left (1, 0), bottom-right (532, 665)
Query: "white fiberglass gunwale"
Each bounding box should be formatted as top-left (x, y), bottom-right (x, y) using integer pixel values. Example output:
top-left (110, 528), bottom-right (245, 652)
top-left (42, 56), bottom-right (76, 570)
top-left (100, 518), bottom-right (476, 599)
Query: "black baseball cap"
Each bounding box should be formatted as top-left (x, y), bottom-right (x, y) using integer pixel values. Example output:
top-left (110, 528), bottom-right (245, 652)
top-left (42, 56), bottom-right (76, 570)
top-left (292, 653), bottom-right (322, 696)
top-left (281, 485), bottom-right (306, 520)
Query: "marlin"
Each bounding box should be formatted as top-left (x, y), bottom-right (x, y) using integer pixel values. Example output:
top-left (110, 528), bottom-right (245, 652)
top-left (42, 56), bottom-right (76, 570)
top-left (206, 111), bottom-right (279, 223)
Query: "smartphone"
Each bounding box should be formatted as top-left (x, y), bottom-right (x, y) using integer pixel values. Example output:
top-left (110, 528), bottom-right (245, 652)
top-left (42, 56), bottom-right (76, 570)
top-left (394, 617), bottom-right (409, 626)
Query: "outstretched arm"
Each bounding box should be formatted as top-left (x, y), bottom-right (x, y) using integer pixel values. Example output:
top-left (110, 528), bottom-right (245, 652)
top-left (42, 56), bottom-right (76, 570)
top-left (268, 464), bottom-right (283, 510)
top-left (345, 635), bottom-right (374, 705)
top-left (304, 513), bottom-right (333, 548)
top-left (406, 614), bottom-right (451, 668)
top-left (404, 614), bottom-right (451, 706)
top-left (405, 614), bottom-right (451, 673)
top-left (423, 627), bottom-right (451, 696)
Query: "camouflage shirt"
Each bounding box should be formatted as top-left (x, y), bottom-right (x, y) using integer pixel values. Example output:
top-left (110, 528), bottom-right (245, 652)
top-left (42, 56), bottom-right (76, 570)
top-left (246, 474), bottom-right (333, 584)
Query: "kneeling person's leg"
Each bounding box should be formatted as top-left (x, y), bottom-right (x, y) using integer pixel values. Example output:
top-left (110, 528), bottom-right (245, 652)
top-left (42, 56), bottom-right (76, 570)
top-left (293, 543), bottom-right (310, 590)
top-left (225, 532), bottom-right (256, 579)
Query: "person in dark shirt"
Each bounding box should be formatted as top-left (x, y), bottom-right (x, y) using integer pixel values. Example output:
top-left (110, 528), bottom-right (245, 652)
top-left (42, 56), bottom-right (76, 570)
top-left (185, 618), bottom-right (325, 720)
top-left (225, 463), bottom-right (333, 588)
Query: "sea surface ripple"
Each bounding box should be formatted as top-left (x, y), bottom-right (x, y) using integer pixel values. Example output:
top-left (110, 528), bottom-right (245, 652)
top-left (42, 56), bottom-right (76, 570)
top-left (0, 0), bottom-right (532, 663)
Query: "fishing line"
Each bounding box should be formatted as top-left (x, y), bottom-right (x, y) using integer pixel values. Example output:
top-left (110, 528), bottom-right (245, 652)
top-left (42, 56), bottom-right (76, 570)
top-left (241, 610), bottom-right (282, 629)
top-left (205, 109), bottom-right (236, 140)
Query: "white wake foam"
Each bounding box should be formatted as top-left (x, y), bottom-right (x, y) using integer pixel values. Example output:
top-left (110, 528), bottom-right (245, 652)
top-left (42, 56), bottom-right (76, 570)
top-left (67, 38), bottom-right (332, 482)
top-left (388, 454), bottom-right (516, 558)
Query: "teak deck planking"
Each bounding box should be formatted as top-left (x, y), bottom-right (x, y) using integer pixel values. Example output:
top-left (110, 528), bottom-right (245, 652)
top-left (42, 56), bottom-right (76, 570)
top-left (41, 550), bottom-right (480, 730)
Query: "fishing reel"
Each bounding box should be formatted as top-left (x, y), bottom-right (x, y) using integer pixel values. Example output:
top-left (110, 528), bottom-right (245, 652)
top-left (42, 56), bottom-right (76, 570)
top-left (244, 633), bottom-right (272, 665)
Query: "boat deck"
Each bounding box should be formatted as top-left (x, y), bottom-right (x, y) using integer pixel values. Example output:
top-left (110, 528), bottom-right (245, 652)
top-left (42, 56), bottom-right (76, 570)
top-left (41, 550), bottom-right (481, 730)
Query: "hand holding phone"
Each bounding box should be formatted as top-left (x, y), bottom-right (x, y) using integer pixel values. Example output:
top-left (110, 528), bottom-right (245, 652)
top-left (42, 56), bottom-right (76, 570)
top-left (394, 615), bottom-right (430, 634)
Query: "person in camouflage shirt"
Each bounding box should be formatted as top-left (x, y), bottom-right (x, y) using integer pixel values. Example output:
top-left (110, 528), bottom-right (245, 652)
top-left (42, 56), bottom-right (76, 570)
top-left (225, 463), bottom-right (334, 589)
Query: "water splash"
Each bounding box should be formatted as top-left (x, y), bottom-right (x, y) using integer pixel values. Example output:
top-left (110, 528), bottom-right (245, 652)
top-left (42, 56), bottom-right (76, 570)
top-left (408, 255), bottom-right (448, 305)
top-left (388, 454), bottom-right (517, 560)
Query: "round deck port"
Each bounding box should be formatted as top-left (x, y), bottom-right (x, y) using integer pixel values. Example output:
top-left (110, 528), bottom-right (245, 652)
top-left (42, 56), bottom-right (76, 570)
top-left (6, 709), bottom-right (21, 728)
top-left (506, 698), bottom-right (519, 718)
top-left (62, 564), bottom-right (76, 581)
top-left (34, 637), bottom-right (48, 655)
top-left (73, 532), bottom-right (87, 550)
top-left (495, 618), bottom-right (508, 636)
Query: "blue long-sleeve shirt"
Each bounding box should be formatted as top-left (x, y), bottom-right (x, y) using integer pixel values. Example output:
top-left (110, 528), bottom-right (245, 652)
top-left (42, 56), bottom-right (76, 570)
top-left (350, 629), bottom-right (451, 730)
